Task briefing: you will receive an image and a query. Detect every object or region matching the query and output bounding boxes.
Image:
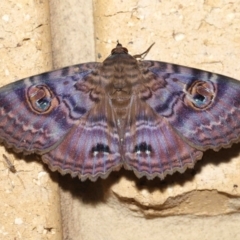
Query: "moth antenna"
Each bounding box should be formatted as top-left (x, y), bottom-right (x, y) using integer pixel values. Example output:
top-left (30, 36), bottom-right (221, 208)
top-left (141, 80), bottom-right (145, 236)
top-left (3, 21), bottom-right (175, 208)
top-left (133, 43), bottom-right (155, 59)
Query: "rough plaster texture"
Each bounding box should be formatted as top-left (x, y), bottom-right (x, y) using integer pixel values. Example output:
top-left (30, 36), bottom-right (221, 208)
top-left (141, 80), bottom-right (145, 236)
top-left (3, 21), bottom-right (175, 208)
top-left (1, 0), bottom-right (240, 240)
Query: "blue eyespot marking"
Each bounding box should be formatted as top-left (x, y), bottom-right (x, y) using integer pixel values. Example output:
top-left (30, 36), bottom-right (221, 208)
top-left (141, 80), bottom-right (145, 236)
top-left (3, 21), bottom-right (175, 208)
top-left (36, 97), bottom-right (51, 110)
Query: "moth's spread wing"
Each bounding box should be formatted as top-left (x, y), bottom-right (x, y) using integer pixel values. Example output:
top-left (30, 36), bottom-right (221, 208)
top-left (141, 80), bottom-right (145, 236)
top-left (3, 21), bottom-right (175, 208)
top-left (140, 61), bottom-right (240, 151)
top-left (42, 100), bottom-right (122, 181)
top-left (0, 63), bottom-right (101, 154)
top-left (0, 63), bottom-right (122, 180)
top-left (123, 99), bottom-right (203, 180)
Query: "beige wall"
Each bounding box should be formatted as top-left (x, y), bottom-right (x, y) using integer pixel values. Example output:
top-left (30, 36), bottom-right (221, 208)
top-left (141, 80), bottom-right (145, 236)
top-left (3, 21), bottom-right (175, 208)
top-left (0, 0), bottom-right (240, 239)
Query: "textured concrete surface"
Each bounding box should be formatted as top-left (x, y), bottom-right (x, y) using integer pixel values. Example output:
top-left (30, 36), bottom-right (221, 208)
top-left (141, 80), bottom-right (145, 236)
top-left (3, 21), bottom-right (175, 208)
top-left (1, 0), bottom-right (240, 240)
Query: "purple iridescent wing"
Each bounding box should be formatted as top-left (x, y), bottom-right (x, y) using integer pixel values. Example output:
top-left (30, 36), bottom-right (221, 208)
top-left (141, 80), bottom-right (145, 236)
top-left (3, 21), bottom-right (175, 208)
top-left (123, 97), bottom-right (203, 180)
top-left (140, 61), bottom-right (240, 151)
top-left (123, 60), bottom-right (240, 180)
top-left (0, 63), bottom-right (121, 181)
top-left (42, 99), bottom-right (122, 181)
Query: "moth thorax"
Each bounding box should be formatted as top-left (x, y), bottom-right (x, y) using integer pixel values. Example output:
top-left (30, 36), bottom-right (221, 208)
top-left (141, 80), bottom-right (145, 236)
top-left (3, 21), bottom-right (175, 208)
top-left (110, 90), bottom-right (131, 108)
top-left (113, 78), bottom-right (127, 89)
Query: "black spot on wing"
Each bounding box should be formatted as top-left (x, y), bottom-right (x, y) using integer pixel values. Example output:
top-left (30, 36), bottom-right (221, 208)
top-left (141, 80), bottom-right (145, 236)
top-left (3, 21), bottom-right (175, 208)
top-left (134, 142), bottom-right (152, 153)
top-left (91, 143), bottom-right (110, 153)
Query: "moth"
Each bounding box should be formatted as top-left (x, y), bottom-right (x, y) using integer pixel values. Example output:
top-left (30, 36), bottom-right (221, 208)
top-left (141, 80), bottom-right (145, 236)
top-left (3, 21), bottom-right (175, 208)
top-left (0, 43), bottom-right (239, 181)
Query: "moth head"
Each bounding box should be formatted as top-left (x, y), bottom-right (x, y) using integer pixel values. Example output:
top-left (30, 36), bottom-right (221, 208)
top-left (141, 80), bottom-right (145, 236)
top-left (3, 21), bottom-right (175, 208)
top-left (111, 42), bottom-right (128, 55)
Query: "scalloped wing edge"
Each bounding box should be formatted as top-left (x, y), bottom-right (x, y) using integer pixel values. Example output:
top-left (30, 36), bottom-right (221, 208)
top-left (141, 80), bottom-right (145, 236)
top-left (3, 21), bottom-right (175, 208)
top-left (123, 151), bottom-right (203, 180)
top-left (41, 156), bottom-right (123, 181)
